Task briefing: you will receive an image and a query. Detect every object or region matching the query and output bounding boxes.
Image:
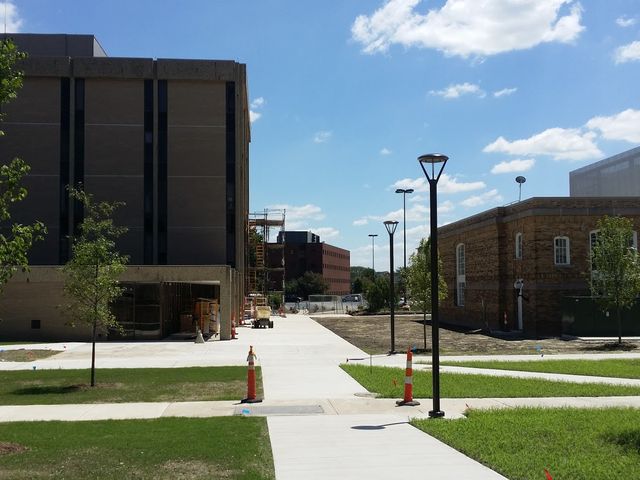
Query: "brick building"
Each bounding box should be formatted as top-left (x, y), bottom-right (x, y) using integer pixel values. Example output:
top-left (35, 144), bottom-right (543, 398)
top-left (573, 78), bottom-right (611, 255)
top-left (270, 231), bottom-right (350, 296)
top-left (438, 197), bottom-right (640, 336)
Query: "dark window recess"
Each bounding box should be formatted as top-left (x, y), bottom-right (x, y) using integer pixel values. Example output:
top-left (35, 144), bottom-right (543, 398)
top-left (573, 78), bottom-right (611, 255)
top-left (59, 77), bottom-right (71, 263)
top-left (143, 79), bottom-right (154, 264)
top-left (157, 80), bottom-right (168, 264)
top-left (72, 78), bottom-right (85, 237)
top-left (225, 82), bottom-right (236, 267)
top-left (31, 319), bottom-right (41, 329)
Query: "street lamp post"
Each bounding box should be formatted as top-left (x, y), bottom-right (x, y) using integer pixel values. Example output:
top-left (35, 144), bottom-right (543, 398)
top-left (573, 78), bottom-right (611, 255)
top-left (384, 220), bottom-right (399, 354)
top-left (418, 153), bottom-right (448, 419)
top-left (395, 188), bottom-right (414, 304)
top-left (368, 234), bottom-right (378, 272)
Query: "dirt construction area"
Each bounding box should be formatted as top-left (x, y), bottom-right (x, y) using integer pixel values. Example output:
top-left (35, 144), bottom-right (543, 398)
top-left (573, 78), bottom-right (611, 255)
top-left (312, 313), bottom-right (639, 356)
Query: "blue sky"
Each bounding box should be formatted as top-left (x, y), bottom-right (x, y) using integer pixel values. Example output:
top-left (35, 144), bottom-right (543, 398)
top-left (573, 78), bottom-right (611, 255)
top-left (4, 0), bottom-right (640, 268)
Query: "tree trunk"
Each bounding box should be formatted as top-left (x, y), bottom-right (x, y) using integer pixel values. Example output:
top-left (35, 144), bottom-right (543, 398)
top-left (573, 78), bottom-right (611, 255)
top-left (617, 305), bottom-right (622, 345)
top-left (91, 263), bottom-right (98, 387)
top-left (423, 309), bottom-right (427, 351)
top-left (91, 317), bottom-right (97, 386)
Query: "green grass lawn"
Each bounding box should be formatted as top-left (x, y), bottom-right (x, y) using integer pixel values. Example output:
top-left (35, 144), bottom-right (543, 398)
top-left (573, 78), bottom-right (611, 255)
top-left (341, 364), bottom-right (640, 398)
top-left (0, 416), bottom-right (274, 479)
top-left (413, 407), bottom-right (640, 480)
top-left (0, 367), bottom-right (262, 405)
top-left (0, 349), bottom-right (60, 362)
top-left (442, 358), bottom-right (640, 379)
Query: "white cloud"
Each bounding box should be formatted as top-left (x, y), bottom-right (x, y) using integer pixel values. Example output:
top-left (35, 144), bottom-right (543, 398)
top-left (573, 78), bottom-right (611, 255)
top-left (353, 217), bottom-right (369, 226)
top-left (616, 16), bottom-right (636, 28)
top-left (249, 97), bottom-right (265, 124)
top-left (250, 97), bottom-right (265, 109)
top-left (266, 203), bottom-right (325, 229)
top-left (483, 127), bottom-right (602, 161)
top-left (491, 158), bottom-right (536, 174)
top-left (586, 109), bottom-right (640, 143)
top-left (249, 110), bottom-right (262, 123)
top-left (393, 174), bottom-right (486, 194)
top-left (493, 87), bottom-right (518, 98)
top-left (460, 189), bottom-right (503, 208)
top-left (313, 130), bottom-right (332, 143)
top-left (614, 41), bottom-right (640, 64)
top-left (314, 227), bottom-right (340, 240)
top-left (430, 82), bottom-right (485, 99)
top-left (351, 0), bottom-right (584, 58)
top-left (1, 2), bottom-right (22, 32)
top-left (380, 147), bottom-right (392, 155)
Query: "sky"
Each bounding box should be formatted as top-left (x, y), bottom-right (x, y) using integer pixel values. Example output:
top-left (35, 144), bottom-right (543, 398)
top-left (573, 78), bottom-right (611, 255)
top-left (3, 0), bottom-right (640, 269)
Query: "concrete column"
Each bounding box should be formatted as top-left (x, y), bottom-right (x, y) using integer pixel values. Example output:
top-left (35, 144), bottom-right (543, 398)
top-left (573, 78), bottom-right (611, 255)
top-left (219, 267), bottom-right (232, 340)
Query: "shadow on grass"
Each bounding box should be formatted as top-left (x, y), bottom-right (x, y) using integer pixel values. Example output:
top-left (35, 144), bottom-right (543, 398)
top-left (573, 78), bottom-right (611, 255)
top-left (580, 343), bottom-right (638, 352)
top-left (12, 385), bottom-right (85, 395)
top-left (605, 429), bottom-right (640, 452)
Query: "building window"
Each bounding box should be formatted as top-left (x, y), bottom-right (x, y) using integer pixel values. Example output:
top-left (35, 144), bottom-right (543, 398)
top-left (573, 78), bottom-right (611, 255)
top-left (554, 236), bottom-right (570, 265)
top-left (456, 243), bottom-right (465, 306)
top-left (515, 232), bottom-right (523, 260)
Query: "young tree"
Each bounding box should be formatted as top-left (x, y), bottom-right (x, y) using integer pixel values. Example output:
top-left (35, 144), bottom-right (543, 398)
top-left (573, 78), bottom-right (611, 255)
top-left (590, 216), bottom-right (640, 344)
top-left (0, 39), bottom-right (46, 291)
top-left (364, 273), bottom-right (392, 312)
top-left (63, 188), bottom-right (129, 386)
top-left (406, 238), bottom-right (448, 350)
top-left (291, 271), bottom-right (329, 299)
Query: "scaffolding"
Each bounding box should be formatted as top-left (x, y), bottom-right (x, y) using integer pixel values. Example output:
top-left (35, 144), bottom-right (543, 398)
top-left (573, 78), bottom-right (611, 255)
top-left (247, 209), bottom-right (286, 303)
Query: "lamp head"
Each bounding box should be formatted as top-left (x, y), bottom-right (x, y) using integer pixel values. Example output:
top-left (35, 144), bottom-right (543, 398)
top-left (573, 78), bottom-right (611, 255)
top-left (368, 233), bottom-right (378, 238)
top-left (418, 153), bottom-right (449, 182)
top-left (383, 220), bottom-right (399, 235)
top-left (418, 153), bottom-right (448, 164)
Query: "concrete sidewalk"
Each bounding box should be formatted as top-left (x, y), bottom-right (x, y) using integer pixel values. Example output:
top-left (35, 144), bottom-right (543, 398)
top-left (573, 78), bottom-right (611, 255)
top-left (2, 314), bottom-right (640, 479)
top-left (2, 395), bottom-right (640, 423)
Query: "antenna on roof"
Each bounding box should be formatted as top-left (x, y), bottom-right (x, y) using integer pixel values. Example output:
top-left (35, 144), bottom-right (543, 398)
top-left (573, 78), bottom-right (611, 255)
top-left (515, 176), bottom-right (526, 202)
top-left (3, 1), bottom-right (6, 35)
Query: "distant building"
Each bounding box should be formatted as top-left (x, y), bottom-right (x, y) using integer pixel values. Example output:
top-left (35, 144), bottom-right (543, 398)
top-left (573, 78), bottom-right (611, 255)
top-left (0, 34), bottom-right (249, 341)
top-left (570, 146), bottom-right (640, 196)
top-left (269, 231), bottom-right (350, 296)
top-left (438, 197), bottom-right (640, 336)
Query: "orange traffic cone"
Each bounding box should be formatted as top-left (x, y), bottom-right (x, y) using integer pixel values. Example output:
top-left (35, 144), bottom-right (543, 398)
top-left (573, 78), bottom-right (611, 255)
top-left (241, 345), bottom-right (262, 403)
top-left (396, 348), bottom-right (420, 406)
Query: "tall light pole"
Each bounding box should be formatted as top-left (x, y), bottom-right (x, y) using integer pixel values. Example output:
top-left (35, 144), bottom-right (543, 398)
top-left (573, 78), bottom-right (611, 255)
top-left (418, 153), bottom-right (448, 419)
top-left (395, 188), bottom-right (414, 304)
top-left (368, 234), bottom-right (378, 272)
top-left (384, 220), bottom-right (399, 354)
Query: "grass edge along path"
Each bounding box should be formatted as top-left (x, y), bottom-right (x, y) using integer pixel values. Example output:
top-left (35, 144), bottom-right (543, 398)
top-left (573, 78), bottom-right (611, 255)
top-left (0, 416), bottom-right (275, 480)
top-left (413, 407), bottom-right (640, 480)
top-left (0, 366), bottom-right (261, 405)
top-left (341, 364), bottom-right (640, 398)
top-left (442, 358), bottom-right (640, 379)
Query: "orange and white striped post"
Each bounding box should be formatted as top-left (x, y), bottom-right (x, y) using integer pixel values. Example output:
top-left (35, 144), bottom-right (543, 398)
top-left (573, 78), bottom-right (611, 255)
top-left (241, 345), bottom-right (262, 403)
top-left (396, 348), bottom-right (420, 406)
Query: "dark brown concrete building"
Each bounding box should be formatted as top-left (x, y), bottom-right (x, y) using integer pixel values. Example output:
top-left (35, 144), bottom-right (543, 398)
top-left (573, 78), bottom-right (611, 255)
top-left (438, 197), bottom-right (640, 336)
top-left (0, 34), bottom-right (249, 340)
top-left (271, 231), bottom-right (350, 296)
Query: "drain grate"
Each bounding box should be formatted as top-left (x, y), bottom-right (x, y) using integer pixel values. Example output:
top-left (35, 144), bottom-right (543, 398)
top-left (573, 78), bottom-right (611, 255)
top-left (234, 405), bottom-right (325, 416)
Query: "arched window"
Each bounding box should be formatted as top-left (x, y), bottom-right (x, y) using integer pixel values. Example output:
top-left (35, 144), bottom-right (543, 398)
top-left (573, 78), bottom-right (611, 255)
top-left (515, 232), bottom-right (523, 260)
top-left (456, 243), bottom-right (465, 306)
top-left (554, 236), bottom-right (570, 265)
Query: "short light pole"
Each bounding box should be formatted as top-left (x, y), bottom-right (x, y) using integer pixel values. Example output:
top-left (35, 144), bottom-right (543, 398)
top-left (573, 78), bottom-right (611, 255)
top-left (418, 153), bottom-right (448, 419)
top-left (368, 234), bottom-right (378, 272)
top-left (395, 188), bottom-right (414, 304)
top-left (384, 220), bottom-right (399, 354)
